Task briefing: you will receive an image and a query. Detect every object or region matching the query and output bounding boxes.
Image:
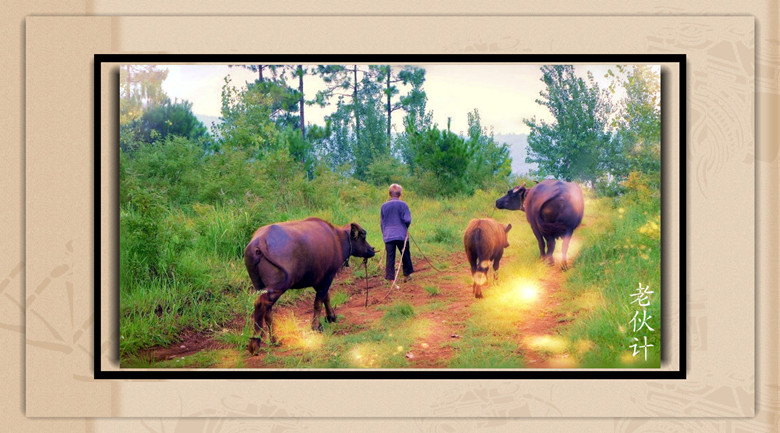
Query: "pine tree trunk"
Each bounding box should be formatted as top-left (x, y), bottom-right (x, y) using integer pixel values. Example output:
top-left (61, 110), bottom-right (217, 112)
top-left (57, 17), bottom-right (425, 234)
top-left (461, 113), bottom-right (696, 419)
top-left (386, 66), bottom-right (392, 148)
top-left (353, 65), bottom-right (360, 144)
top-left (298, 65), bottom-right (305, 140)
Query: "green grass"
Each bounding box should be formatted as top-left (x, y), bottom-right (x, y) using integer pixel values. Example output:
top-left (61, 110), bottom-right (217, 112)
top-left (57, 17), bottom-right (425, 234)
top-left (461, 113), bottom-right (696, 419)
top-left (120, 174), bottom-right (661, 368)
top-left (275, 287), bottom-right (314, 307)
top-left (256, 302), bottom-right (428, 369)
top-left (125, 349), bottom-right (245, 369)
top-left (423, 285), bottom-right (441, 296)
top-left (120, 181), bottom-right (504, 360)
top-left (547, 192), bottom-right (662, 367)
top-left (381, 301), bottom-right (416, 321)
top-left (330, 289), bottom-right (350, 307)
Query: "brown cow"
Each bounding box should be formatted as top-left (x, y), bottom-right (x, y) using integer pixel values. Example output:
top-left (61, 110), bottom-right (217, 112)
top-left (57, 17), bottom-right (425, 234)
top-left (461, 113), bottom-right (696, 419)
top-left (463, 218), bottom-right (512, 298)
top-left (244, 217), bottom-right (375, 353)
top-left (495, 179), bottom-right (584, 270)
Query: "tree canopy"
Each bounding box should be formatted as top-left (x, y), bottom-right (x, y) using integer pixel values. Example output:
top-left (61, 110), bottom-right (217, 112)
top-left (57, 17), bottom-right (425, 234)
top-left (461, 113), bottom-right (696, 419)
top-left (524, 64), bottom-right (660, 193)
top-left (524, 65), bottom-right (613, 184)
top-left (118, 63), bottom-right (660, 198)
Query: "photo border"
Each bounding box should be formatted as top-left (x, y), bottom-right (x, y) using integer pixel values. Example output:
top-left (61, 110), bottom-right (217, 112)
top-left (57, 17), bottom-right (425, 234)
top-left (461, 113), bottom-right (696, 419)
top-left (96, 53), bottom-right (686, 380)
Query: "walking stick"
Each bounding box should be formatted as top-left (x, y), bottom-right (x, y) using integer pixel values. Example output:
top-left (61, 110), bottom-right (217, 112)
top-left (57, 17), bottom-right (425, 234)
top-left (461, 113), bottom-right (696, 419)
top-left (382, 234), bottom-right (409, 301)
top-left (364, 258), bottom-right (370, 308)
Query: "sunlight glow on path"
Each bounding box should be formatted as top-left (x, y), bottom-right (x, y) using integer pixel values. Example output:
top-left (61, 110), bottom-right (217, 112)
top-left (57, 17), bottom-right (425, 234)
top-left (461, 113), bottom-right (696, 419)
top-left (495, 278), bottom-right (542, 309)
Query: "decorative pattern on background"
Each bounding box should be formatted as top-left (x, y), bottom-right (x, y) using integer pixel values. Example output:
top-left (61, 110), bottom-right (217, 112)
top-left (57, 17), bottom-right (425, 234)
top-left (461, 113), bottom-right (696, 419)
top-left (614, 419), bottom-right (726, 433)
top-left (21, 16), bottom-right (768, 429)
top-left (428, 383), bottom-right (563, 417)
top-left (182, 394), bottom-right (315, 418)
top-left (632, 370), bottom-right (754, 417)
top-left (639, 20), bottom-right (757, 419)
top-left (0, 261), bottom-right (24, 335)
top-left (24, 241), bottom-right (95, 382)
top-left (649, 21), bottom-right (754, 198)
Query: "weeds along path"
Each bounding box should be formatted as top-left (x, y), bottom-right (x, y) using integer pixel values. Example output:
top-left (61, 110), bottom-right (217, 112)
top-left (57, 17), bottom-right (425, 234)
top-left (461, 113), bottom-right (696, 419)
top-left (136, 220), bottom-right (599, 369)
top-left (135, 251), bottom-right (477, 368)
top-left (125, 191), bottom-right (654, 369)
top-left (241, 253), bottom-right (477, 369)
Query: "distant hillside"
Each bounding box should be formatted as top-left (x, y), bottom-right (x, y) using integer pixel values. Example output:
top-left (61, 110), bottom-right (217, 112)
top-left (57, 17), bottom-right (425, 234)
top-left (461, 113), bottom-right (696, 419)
top-left (194, 114), bottom-right (221, 136)
top-left (193, 118), bottom-right (536, 176)
top-left (494, 133), bottom-right (537, 176)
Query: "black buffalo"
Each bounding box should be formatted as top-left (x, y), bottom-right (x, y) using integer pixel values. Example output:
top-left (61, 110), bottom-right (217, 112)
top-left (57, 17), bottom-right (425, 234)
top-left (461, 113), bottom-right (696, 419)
top-left (495, 179), bottom-right (584, 270)
top-left (463, 218), bottom-right (512, 298)
top-left (244, 217), bottom-right (375, 353)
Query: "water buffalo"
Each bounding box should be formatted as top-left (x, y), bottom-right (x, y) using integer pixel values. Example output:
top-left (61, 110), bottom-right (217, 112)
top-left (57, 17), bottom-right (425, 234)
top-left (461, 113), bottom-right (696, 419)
top-left (463, 218), bottom-right (512, 298)
top-left (495, 179), bottom-right (584, 270)
top-left (244, 217), bottom-right (375, 353)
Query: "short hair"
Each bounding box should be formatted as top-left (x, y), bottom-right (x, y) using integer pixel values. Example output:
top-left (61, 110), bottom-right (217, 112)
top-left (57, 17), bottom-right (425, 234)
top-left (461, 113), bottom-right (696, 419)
top-left (389, 183), bottom-right (402, 198)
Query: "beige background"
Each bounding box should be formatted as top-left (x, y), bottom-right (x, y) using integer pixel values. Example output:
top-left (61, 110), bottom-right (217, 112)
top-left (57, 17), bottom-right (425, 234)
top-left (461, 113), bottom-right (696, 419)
top-left (38, 16), bottom-right (693, 418)
top-left (2, 1), bottom-right (777, 432)
top-left (29, 14), bottom-right (743, 417)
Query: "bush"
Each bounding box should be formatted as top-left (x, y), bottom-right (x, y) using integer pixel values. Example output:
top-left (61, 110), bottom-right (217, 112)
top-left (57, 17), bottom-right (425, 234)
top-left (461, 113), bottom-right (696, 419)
top-left (122, 136), bottom-right (206, 205)
top-left (365, 155), bottom-right (410, 187)
top-left (120, 187), bottom-right (167, 278)
top-left (622, 171), bottom-right (659, 205)
top-left (429, 226), bottom-right (457, 244)
top-left (594, 175), bottom-right (625, 197)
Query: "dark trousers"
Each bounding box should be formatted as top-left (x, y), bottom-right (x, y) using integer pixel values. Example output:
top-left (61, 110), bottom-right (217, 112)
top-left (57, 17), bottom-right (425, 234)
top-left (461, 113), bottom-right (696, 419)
top-left (385, 239), bottom-right (413, 280)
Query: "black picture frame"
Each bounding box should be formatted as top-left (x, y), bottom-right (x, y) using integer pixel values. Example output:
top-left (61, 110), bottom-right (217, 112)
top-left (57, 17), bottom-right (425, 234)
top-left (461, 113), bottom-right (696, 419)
top-left (95, 53), bottom-right (686, 380)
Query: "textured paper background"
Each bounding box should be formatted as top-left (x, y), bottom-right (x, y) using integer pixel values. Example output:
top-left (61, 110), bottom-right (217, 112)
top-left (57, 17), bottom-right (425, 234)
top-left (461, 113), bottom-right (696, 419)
top-left (2, 1), bottom-right (776, 431)
top-left (30, 14), bottom-right (738, 418)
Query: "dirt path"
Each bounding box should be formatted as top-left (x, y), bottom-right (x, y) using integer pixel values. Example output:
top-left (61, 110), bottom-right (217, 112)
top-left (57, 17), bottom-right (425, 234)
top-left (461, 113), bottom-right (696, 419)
top-left (514, 268), bottom-right (573, 368)
top-left (141, 251), bottom-right (576, 368)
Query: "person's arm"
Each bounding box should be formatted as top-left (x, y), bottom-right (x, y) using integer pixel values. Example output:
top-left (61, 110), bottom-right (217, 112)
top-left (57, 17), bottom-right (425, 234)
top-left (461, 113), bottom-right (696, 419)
top-left (380, 204), bottom-right (386, 234)
top-left (402, 203), bottom-right (411, 227)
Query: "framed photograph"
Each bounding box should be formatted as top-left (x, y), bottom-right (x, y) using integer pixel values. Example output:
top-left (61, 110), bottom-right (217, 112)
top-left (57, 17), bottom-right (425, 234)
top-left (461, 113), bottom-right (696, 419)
top-left (99, 55), bottom-right (684, 379)
top-left (23, 15), bottom-right (758, 422)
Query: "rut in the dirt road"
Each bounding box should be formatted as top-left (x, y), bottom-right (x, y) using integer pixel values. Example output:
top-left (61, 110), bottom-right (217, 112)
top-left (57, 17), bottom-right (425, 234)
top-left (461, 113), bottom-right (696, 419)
top-left (513, 268), bottom-right (573, 368)
top-left (139, 245), bottom-right (587, 369)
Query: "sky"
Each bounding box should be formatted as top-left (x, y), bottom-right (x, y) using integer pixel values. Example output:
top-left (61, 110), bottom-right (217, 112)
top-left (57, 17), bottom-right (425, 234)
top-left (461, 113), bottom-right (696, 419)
top-left (158, 63), bottom-right (655, 136)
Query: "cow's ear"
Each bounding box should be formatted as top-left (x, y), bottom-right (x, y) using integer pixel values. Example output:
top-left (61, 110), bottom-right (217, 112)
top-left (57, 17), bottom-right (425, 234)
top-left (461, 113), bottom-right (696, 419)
top-left (505, 223), bottom-right (512, 233)
top-left (350, 223), bottom-right (360, 239)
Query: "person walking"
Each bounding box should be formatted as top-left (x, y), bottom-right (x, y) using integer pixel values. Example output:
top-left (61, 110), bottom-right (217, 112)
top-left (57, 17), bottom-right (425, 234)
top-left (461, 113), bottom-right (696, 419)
top-left (380, 183), bottom-right (414, 282)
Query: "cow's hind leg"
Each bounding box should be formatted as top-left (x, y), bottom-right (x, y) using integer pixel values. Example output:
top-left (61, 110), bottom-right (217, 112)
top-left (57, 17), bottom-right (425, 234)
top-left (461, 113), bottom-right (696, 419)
top-left (544, 235), bottom-right (556, 266)
top-left (560, 233), bottom-right (572, 271)
top-left (248, 289), bottom-right (282, 354)
top-left (492, 254), bottom-right (503, 282)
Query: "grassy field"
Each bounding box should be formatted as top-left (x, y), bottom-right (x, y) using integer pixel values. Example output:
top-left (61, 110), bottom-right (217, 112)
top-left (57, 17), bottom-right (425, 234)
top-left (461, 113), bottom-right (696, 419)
top-left (120, 181), bottom-right (661, 368)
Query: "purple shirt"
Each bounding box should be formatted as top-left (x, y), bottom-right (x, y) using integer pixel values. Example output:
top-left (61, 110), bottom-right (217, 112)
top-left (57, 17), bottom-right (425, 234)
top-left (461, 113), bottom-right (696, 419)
top-left (380, 198), bottom-right (412, 243)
